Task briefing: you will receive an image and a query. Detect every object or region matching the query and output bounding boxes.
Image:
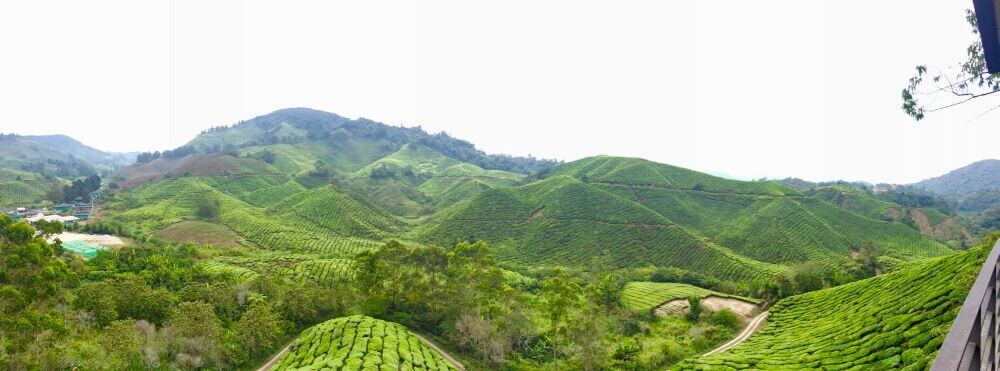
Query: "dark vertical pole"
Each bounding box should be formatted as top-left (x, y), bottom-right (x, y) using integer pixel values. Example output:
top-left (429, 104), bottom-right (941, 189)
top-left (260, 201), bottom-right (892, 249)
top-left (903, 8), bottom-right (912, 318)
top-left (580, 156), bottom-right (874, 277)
top-left (973, 0), bottom-right (1000, 72)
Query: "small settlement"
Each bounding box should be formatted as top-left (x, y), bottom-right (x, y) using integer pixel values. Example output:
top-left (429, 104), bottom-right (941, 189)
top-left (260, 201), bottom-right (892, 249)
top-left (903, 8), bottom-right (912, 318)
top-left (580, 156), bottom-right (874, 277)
top-left (2, 188), bottom-right (102, 225)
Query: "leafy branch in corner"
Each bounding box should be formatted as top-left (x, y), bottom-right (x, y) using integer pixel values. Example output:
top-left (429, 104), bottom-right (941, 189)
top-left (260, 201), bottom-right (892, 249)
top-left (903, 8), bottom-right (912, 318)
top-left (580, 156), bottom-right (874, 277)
top-left (902, 9), bottom-right (1000, 120)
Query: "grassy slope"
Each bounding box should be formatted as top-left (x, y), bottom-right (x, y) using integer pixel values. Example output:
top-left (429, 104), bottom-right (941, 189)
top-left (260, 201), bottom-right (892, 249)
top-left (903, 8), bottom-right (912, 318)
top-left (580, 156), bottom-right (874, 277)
top-left (108, 173), bottom-right (399, 256)
top-left (346, 144), bottom-right (523, 217)
top-left (417, 156), bottom-right (951, 283)
top-left (559, 157), bottom-right (951, 264)
top-left (807, 185), bottom-right (973, 247)
top-left (150, 220), bottom-right (247, 248)
top-left (678, 244), bottom-right (988, 370)
top-left (416, 175), bottom-right (785, 283)
top-left (622, 282), bottom-right (761, 313)
top-left (274, 315), bottom-right (456, 370)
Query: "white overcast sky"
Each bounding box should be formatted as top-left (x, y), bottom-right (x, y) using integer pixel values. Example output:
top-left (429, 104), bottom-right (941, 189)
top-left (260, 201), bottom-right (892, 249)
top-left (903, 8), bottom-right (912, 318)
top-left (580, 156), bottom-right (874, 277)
top-left (0, 1), bottom-right (997, 184)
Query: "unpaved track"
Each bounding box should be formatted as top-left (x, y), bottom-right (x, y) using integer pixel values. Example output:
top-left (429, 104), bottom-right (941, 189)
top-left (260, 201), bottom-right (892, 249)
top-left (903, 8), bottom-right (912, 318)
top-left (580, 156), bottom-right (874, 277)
top-left (256, 333), bottom-right (465, 371)
top-left (413, 332), bottom-right (466, 370)
top-left (703, 311), bottom-right (769, 356)
top-left (257, 340), bottom-right (292, 371)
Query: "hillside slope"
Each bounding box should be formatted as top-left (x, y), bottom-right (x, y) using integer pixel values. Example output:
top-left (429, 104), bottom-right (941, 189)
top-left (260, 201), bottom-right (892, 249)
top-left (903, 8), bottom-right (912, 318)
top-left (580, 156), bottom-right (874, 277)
top-left (273, 315), bottom-right (457, 370)
top-left (678, 240), bottom-right (991, 370)
top-left (418, 156), bottom-right (952, 283)
top-left (416, 175), bottom-right (785, 283)
top-left (181, 107), bottom-right (557, 175)
top-left (808, 185), bottom-right (974, 248)
top-left (912, 159), bottom-right (1000, 196)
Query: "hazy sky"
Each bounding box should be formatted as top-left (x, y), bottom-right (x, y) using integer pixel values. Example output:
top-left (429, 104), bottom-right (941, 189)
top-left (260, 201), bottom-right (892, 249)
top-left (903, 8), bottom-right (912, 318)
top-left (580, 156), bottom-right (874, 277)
top-left (1, 1), bottom-right (997, 184)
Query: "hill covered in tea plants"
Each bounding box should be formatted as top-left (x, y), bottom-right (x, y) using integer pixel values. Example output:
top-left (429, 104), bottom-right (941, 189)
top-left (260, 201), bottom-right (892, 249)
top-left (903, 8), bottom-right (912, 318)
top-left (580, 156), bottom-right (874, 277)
top-left (273, 315), bottom-right (457, 370)
top-left (418, 156), bottom-right (953, 284)
top-left (805, 185), bottom-right (974, 248)
top-left (678, 236), bottom-right (995, 370)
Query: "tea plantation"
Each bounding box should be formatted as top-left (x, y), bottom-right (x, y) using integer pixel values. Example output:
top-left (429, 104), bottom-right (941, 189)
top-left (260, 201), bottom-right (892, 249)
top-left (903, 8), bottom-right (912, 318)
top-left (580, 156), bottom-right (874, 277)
top-left (274, 315), bottom-right (456, 370)
top-left (677, 242), bottom-right (990, 370)
top-left (419, 156), bottom-right (953, 284)
top-left (621, 282), bottom-right (761, 313)
top-left (416, 176), bottom-right (786, 283)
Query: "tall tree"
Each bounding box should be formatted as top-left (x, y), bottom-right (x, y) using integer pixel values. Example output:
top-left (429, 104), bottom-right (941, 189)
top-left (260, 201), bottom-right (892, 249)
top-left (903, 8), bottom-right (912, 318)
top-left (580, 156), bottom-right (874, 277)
top-left (539, 269), bottom-right (582, 370)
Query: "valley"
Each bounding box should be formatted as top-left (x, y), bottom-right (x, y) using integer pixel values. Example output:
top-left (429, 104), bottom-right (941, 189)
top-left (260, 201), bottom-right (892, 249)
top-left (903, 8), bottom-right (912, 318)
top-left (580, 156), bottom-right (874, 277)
top-left (0, 108), bottom-right (996, 370)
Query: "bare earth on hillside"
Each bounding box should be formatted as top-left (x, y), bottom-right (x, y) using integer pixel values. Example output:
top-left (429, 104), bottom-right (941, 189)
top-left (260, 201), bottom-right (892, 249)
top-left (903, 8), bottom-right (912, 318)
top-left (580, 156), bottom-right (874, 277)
top-left (51, 232), bottom-right (128, 247)
top-left (152, 220), bottom-right (246, 248)
top-left (655, 296), bottom-right (758, 319)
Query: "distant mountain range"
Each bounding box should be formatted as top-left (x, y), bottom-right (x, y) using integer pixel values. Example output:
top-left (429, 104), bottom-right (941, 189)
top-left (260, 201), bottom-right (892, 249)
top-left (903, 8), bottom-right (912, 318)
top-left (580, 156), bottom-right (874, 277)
top-left (0, 134), bottom-right (135, 173)
top-left (0, 134), bottom-right (136, 207)
top-left (911, 159), bottom-right (1000, 196)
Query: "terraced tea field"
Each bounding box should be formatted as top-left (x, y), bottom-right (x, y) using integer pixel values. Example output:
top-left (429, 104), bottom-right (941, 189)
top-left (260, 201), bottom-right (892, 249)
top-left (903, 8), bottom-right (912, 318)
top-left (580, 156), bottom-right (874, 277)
top-left (420, 156), bottom-right (953, 284)
top-left (621, 282), bottom-right (760, 313)
top-left (200, 253), bottom-right (354, 287)
top-left (0, 180), bottom-right (46, 207)
top-left (274, 315), bottom-right (456, 370)
top-left (418, 176), bottom-right (786, 283)
top-left (677, 242), bottom-right (989, 370)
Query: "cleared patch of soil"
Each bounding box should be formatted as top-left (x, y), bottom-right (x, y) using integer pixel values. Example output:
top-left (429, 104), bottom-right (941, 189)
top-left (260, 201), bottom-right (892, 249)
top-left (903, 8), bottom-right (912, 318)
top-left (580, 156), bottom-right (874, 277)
top-left (884, 207), bottom-right (902, 221)
top-left (654, 296), bottom-right (759, 319)
top-left (908, 209), bottom-right (935, 236)
top-left (152, 220), bottom-right (246, 248)
top-left (51, 232), bottom-right (130, 247)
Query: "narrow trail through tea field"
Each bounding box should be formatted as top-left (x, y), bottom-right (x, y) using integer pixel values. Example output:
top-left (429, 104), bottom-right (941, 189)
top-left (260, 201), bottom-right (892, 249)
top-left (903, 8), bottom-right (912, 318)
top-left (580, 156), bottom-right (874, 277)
top-left (703, 311), bottom-right (769, 356)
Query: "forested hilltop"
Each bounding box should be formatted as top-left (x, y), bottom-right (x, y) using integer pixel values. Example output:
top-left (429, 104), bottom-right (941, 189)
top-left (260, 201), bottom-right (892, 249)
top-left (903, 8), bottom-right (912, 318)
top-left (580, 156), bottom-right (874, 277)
top-left (1, 108), bottom-right (995, 370)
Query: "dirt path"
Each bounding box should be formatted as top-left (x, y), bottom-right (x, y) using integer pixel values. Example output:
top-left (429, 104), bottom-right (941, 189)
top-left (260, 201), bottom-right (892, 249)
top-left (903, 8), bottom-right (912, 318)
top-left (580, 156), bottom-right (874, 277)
top-left (256, 333), bottom-right (465, 371)
top-left (412, 332), bottom-right (466, 370)
top-left (256, 340), bottom-right (292, 371)
top-left (703, 311), bottom-right (769, 356)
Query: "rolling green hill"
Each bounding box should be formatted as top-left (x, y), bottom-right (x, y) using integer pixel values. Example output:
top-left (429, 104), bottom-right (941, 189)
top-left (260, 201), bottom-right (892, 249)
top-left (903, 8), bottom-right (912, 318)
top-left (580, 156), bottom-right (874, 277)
top-left (416, 175), bottom-right (786, 283)
top-left (807, 185), bottom-right (974, 248)
top-left (106, 170), bottom-right (400, 257)
top-left (181, 107), bottom-right (557, 175)
top-left (0, 134), bottom-right (135, 207)
top-left (912, 159), bottom-right (1000, 196)
top-left (0, 134), bottom-right (133, 175)
top-left (417, 156), bottom-right (953, 283)
top-left (678, 239), bottom-right (991, 370)
top-left (274, 315), bottom-right (457, 370)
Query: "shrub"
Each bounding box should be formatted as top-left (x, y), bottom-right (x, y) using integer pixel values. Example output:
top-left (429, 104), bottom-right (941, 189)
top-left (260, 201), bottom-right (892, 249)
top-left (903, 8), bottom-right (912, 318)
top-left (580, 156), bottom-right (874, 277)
top-left (709, 309), bottom-right (742, 331)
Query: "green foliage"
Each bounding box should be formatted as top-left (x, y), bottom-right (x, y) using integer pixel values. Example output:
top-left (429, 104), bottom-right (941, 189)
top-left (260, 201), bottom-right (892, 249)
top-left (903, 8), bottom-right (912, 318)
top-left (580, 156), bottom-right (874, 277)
top-left (231, 302), bottom-right (285, 364)
top-left (3, 222), bottom-right (34, 245)
top-left (75, 276), bottom-right (176, 326)
top-left (679, 239), bottom-right (994, 369)
top-left (708, 309), bottom-right (742, 331)
top-left (687, 297), bottom-right (701, 322)
top-left (99, 319), bottom-right (145, 369)
top-left (274, 315), bottom-right (457, 370)
top-left (197, 198), bottom-right (221, 220)
top-left (0, 218), bottom-right (74, 368)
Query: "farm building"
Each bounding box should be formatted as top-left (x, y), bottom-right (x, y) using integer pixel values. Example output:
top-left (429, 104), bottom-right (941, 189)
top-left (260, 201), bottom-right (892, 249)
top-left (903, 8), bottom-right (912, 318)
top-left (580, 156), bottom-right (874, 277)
top-left (25, 213), bottom-right (79, 224)
top-left (53, 204), bottom-right (75, 212)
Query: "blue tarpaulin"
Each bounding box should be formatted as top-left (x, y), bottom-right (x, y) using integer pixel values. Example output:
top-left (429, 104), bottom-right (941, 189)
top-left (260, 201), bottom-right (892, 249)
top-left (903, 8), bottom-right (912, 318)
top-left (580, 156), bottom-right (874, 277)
top-left (973, 0), bottom-right (1000, 72)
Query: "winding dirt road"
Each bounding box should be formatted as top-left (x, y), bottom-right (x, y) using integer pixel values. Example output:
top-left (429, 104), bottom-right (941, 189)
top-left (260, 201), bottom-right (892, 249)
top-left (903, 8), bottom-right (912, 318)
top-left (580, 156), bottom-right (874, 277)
top-left (703, 311), bottom-right (769, 356)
